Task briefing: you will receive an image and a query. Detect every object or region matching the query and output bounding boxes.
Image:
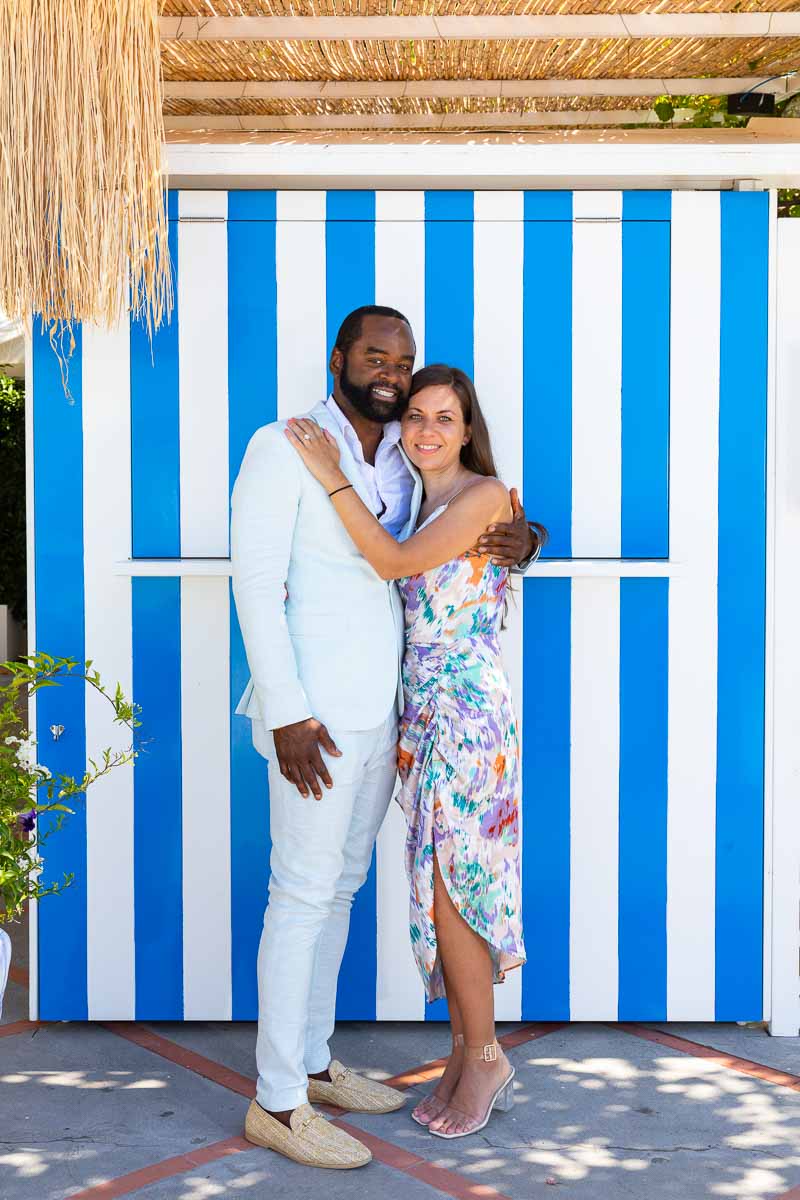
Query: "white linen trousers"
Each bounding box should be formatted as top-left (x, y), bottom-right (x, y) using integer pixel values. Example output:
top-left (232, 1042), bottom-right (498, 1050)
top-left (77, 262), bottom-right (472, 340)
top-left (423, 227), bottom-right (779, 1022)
top-left (254, 710), bottom-right (399, 1112)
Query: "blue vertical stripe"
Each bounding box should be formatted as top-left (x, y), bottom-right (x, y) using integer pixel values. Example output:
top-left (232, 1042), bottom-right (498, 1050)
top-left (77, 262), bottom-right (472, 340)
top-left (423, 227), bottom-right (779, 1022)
top-left (228, 190), bottom-right (276, 1019)
top-left (33, 323), bottom-right (88, 1020)
top-left (129, 188), bottom-right (184, 1018)
top-left (132, 578), bottom-right (184, 1018)
top-left (715, 192), bottom-right (768, 1021)
top-left (522, 578), bottom-right (571, 1020)
top-left (621, 197), bottom-right (670, 558)
top-left (425, 192), bottom-right (474, 376)
top-left (325, 190), bottom-right (379, 1020)
top-left (325, 192), bottom-right (376, 395)
top-left (618, 578), bottom-right (669, 1019)
top-left (523, 193), bottom-right (572, 557)
top-left (621, 191), bottom-right (672, 222)
top-left (423, 190), bottom-right (475, 1020)
top-left (131, 191), bottom-right (180, 557)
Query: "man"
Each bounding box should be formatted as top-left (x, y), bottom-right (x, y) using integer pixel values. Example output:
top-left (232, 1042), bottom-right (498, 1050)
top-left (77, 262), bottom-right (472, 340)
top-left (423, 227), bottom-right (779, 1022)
top-left (231, 306), bottom-right (538, 1169)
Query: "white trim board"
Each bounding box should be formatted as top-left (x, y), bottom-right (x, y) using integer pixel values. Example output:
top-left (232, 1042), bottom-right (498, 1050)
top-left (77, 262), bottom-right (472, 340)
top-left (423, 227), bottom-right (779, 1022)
top-left (24, 329), bottom-right (38, 1023)
top-left (160, 13), bottom-right (800, 40)
top-left (165, 111), bottom-right (701, 133)
top-left (163, 76), bottom-right (798, 102)
top-left (115, 558), bottom-right (683, 579)
top-left (163, 142), bottom-right (800, 192)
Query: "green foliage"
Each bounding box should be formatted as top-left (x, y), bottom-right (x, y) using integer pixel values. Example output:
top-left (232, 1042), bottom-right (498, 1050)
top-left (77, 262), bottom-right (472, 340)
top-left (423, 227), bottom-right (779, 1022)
top-left (778, 189), bottom-right (800, 217)
top-left (0, 374), bottom-right (26, 622)
top-left (0, 653), bottom-right (141, 923)
top-left (650, 94), bottom-right (749, 129)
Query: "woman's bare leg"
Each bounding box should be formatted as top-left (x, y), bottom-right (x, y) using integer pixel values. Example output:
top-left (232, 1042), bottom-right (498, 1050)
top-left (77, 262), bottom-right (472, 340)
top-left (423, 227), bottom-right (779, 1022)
top-left (411, 970), bottom-right (464, 1124)
top-left (427, 854), bottom-right (512, 1136)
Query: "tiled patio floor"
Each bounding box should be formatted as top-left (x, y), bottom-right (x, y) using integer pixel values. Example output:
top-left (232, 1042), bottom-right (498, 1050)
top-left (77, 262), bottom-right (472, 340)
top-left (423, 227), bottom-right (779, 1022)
top-left (3, 919), bottom-right (799, 1200)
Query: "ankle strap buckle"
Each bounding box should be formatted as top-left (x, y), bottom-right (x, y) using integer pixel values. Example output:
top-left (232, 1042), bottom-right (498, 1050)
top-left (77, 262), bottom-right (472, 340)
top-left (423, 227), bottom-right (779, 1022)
top-left (482, 1043), bottom-right (498, 1063)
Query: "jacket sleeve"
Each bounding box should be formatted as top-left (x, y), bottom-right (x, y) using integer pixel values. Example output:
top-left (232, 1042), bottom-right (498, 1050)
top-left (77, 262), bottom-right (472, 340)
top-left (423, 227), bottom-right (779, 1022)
top-left (230, 424), bottom-right (312, 731)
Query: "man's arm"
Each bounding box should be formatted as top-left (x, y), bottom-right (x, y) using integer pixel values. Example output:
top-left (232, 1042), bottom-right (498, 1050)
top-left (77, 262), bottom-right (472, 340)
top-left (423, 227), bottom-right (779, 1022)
top-left (476, 487), bottom-right (545, 571)
top-left (231, 427), bottom-right (340, 799)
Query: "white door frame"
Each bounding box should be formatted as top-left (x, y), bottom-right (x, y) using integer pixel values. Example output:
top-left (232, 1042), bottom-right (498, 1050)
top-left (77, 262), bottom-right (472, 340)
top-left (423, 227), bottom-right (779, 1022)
top-left (768, 211), bottom-right (800, 1037)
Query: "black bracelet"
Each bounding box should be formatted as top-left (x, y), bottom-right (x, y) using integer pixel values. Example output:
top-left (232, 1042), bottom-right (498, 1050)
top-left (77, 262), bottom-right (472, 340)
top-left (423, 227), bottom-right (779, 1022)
top-left (328, 483), bottom-right (354, 498)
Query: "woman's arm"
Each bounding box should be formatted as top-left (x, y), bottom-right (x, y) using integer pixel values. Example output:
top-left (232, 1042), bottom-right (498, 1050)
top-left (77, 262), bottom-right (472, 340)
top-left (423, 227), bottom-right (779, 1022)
top-left (331, 476), bottom-right (510, 580)
top-left (284, 418), bottom-right (510, 580)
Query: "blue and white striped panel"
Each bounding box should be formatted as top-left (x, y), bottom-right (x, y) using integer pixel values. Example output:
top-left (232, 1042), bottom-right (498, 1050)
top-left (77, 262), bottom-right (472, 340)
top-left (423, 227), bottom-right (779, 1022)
top-left (31, 190), bottom-right (768, 1023)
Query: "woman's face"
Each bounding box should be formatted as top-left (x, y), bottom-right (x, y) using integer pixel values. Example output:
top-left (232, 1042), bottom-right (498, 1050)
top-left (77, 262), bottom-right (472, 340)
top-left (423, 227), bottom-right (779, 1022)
top-left (401, 385), bottom-right (470, 473)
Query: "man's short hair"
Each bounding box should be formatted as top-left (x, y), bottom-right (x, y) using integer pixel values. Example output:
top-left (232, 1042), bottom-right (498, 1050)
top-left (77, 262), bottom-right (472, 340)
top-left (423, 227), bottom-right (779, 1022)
top-left (334, 306), bottom-right (412, 357)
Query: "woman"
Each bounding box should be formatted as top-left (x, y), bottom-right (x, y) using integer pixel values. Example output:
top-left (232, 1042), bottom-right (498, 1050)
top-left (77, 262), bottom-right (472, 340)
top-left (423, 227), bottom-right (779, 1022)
top-left (285, 365), bottom-right (537, 1140)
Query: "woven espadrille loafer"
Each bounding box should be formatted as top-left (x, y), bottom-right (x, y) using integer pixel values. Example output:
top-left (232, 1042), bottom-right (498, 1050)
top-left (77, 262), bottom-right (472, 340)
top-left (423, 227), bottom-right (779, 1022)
top-left (244, 1099), bottom-right (371, 1169)
top-left (307, 1060), bottom-right (407, 1114)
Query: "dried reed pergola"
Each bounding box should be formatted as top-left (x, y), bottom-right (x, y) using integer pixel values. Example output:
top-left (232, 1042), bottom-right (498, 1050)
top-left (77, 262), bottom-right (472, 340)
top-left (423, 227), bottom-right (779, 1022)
top-left (159, 0), bottom-right (800, 133)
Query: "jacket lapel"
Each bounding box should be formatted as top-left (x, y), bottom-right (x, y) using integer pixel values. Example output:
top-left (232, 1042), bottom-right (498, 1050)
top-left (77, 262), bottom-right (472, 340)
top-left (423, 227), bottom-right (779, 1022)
top-left (398, 442), bottom-right (423, 540)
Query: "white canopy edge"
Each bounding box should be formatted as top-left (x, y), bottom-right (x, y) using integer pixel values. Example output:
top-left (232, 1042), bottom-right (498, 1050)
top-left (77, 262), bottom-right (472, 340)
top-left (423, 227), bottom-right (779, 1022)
top-left (163, 136), bottom-right (800, 192)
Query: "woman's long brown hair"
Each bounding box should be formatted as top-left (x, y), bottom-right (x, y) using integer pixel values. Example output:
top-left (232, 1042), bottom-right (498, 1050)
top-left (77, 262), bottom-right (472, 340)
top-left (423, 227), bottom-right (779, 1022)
top-left (408, 364), bottom-right (549, 553)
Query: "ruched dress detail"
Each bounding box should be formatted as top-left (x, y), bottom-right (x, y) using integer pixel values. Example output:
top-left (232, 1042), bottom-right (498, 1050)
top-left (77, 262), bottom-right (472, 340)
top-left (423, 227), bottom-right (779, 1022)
top-left (396, 525), bottom-right (525, 1002)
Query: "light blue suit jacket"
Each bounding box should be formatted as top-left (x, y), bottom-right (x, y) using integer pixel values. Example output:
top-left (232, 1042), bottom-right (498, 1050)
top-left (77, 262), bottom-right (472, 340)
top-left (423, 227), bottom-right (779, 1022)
top-left (230, 400), bottom-right (423, 757)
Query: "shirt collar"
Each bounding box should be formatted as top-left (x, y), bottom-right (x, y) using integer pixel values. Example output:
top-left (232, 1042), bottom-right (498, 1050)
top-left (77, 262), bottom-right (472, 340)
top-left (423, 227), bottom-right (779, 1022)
top-left (324, 394), bottom-right (402, 453)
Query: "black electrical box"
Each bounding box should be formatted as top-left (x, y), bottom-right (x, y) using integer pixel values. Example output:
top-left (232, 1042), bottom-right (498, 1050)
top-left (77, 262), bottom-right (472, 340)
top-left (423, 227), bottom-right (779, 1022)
top-left (727, 92), bottom-right (777, 116)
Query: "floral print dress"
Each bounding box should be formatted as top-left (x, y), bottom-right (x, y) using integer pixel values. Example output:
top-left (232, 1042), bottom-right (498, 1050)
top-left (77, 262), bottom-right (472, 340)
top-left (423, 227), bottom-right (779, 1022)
top-left (396, 505), bottom-right (526, 1001)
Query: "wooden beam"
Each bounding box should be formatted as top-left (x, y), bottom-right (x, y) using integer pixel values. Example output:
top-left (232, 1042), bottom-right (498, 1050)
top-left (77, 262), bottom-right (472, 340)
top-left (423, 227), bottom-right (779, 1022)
top-left (164, 110), bottom-right (696, 132)
top-left (163, 77), bottom-right (796, 102)
top-left (160, 13), bottom-right (800, 41)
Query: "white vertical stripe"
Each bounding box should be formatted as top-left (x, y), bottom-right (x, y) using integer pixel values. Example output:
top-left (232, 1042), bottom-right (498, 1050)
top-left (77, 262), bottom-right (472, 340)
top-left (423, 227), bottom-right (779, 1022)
top-left (375, 191), bottom-right (425, 367)
top-left (25, 328), bottom-right (39, 1022)
top-left (277, 191), bottom-right (327, 418)
top-left (573, 191), bottom-right (623, 221)
top-left (762, 188), bottom-right (777, 1026)
top-left (571, 219), bottom-right (622, 558)
top-left (374, 190), bottom-right (426, 1020)
top-left (376, 787), bottom-right (425, 1020)
top-left (178, 190), bottom-right (230, 556)
top-left (474, 191), bottom-right (524, 1022)
top-left (667, 192), bottom-right (720, 1021)
top-left (570, 578), bottom-right (620, 1020)
top-left (82, 319), bottom-right (135, 1019)
top-left (768, 216), bottom-right (800, 1035)
top-left (181, 578), bottom-right (232, 1020)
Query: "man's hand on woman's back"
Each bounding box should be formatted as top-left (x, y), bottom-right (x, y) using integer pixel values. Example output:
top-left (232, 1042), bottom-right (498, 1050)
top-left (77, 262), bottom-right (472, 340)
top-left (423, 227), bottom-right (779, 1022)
top-left (476, 487), bottom-right (537, 567)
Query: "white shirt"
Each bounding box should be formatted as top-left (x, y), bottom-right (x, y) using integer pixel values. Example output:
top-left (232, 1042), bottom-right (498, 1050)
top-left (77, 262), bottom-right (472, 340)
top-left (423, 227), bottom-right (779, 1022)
top-left (324, 395), bottom-right (415, 538)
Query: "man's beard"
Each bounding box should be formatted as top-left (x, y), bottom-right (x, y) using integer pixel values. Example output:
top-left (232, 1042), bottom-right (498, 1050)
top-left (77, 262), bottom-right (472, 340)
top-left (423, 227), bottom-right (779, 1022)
top-left (339, 357), bottom-right (407, 424)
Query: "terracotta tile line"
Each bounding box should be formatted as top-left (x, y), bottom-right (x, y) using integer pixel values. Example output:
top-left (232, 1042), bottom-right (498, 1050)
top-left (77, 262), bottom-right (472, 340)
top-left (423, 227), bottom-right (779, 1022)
top-left (0, 1019), bottom-right (41, 1038)
top-left (101, 1020), bottom-right (522, 1200)
top-left (102, 1023), bottom-right (256, 1099)
top-left (65, 1136), bottom-right (250, 1200)
top-left (615, 1023), bottom-right (800, 1092)
top-left (384, 1022), bottom-right (566, 1089)
top-left (333, 1120), bottom-right (513, 1200)
top-left (775, 1186), bottom-right (800, 1200)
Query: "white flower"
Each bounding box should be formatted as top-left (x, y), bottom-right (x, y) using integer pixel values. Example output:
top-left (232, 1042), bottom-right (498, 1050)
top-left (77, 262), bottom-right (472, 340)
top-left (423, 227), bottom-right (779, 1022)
top-left (5, 735), bottom-right (20, 746)
top-left (15, 738), bottom-right (38, 772)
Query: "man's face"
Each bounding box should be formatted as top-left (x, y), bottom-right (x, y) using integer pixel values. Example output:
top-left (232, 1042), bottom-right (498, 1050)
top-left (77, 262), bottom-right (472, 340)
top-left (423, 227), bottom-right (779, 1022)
top-left (332, 315), bottom-right (416, 424)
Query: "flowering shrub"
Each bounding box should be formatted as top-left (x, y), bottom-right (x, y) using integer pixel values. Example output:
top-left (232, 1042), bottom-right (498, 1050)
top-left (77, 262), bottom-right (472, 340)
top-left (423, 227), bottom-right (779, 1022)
top-left (0, 653), bottom-right (140, 923)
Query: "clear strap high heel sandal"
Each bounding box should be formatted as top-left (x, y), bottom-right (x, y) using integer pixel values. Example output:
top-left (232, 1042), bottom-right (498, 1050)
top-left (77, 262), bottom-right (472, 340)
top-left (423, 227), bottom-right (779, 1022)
top-left (428, 1041), bottom-right (515, 1140)
top-left (411, 1034), bottom-right (464, 1127)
